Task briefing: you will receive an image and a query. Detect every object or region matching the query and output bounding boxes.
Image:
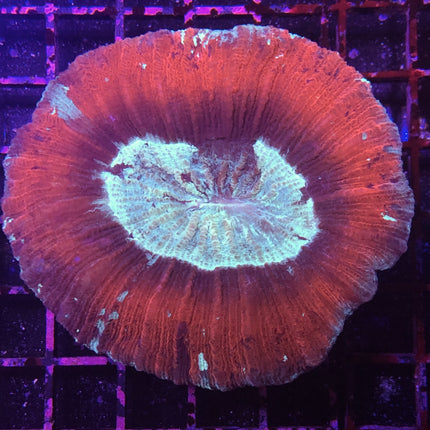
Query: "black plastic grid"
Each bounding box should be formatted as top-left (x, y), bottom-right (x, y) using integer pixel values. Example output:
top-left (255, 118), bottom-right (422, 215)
top-left (0, 1), bottom-right (429, 429)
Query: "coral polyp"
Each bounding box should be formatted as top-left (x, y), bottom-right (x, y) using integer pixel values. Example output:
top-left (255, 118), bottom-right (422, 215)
top-left (2, 25), bottom-right (414, 390)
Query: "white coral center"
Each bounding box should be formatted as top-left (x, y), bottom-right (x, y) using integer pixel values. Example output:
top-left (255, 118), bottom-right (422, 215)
top-left (100, 135), bottom-right (319, 270)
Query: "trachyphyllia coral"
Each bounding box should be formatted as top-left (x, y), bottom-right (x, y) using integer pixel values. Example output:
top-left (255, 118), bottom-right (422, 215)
top-left (2, 25), bottom-right (414, 390)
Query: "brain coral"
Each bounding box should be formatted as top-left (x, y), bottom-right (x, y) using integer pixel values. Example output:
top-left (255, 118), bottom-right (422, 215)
top-left (2, 25), bottom-right (414, 390)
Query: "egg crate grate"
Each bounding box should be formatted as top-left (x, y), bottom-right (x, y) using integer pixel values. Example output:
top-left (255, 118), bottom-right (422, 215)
top-left (0, 0), bottom-right (430, 429)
